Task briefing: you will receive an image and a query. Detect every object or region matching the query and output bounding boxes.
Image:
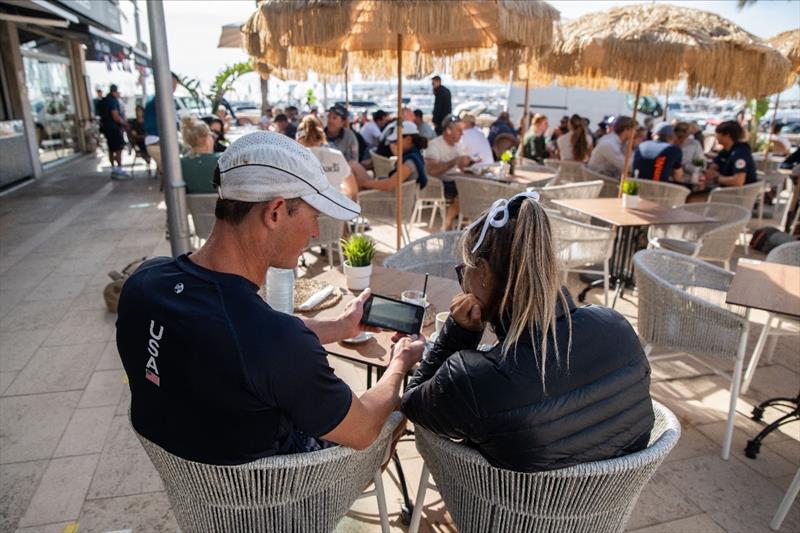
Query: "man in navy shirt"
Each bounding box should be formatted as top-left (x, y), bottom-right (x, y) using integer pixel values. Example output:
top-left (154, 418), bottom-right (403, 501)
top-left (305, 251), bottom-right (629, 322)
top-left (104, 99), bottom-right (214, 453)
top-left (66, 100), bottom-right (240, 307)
top-left (706, 120), bottom-right (757, 187)
top-left (101, 84), bottom-right (131, 180)
top-left (117, 131), bottom-right (425, 465)
top-left (633, 122), bottom-right (684, 182)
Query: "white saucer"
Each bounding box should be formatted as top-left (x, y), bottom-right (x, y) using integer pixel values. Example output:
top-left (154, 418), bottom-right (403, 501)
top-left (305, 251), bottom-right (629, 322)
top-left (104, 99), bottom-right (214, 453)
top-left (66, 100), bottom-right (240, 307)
top-left (341, 332), bottom-right (374, 344)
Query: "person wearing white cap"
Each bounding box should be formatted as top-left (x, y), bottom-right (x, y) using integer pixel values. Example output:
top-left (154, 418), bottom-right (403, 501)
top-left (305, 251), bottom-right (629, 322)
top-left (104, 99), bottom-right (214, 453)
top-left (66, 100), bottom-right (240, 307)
top-left (116, 131), bottom-right (425, 464)
top-left (354, 120), bottom-right (429, 194)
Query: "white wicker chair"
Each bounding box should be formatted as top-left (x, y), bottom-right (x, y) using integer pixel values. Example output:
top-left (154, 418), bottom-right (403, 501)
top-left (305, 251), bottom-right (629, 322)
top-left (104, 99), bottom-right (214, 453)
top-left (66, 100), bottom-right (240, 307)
top-left (186, 193), bottom-right (217, 241)
top-left (408, 401), bottom-right (680, 533)
top-left (647, 203), bottom-right (751, 270)
top-left (708, 180), bottom-right (765, 228)
top-left (307, 215), bottom-right (345, 267)
top-left (383, 231), bottom-right (463, 280)
top-left (547, 211), bottom-right (615, 305)
top-left (410, 177), bottom-right (447, 231)
top-left (740, 241), bottom-right (800, 394)
top-left (634, 249), bottom-right (749, 460)
top-left (357, 180), bottom-right (418, 247)
top-left (544, 159), bottom-right (583, 183)
top-left (451, 176), bottom-right (526, 229)
top-left (370, 150), bottom-right (396, 179)
top-left (581, 166), bottom-right (620, 197)
top-left (535, 181), bottom-right (606, 224)
top-left (627, 178), bottom-right (689, 207)
top-left (134, 412), bottom-right (403, 533)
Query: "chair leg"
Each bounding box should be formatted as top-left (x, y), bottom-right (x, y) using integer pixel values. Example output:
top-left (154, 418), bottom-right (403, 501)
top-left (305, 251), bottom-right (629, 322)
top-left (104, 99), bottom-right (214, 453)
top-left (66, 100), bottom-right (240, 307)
top-left (765, 318), bottom-right (783, 364)
top-left (771, 467), bottom-right (800, 531)
top-left (741, 314), bottom-right (773, 394)
top-left (373, 470), bottom-right (391, 533)
top-left (603, 259), bottom-right (610, 307)
top-left (722, 334), bottom-right (747, 460)
top-left (408, 463), bottom-right (430, 533)
top-left (326, 243), bottom-right (334, 268)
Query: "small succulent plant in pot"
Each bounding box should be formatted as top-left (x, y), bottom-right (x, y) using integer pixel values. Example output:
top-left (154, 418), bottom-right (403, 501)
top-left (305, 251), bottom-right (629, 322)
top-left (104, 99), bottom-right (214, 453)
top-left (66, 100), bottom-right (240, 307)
top-left (621, 179), bottom-right (640, 208)
top-left (340, 234), bottom-right (376, 290)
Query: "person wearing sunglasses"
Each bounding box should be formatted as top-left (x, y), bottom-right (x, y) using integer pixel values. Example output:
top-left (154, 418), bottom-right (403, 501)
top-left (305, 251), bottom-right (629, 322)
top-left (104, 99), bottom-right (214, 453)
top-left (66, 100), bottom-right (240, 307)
top-left (401, 192), bottom-right (653, 473)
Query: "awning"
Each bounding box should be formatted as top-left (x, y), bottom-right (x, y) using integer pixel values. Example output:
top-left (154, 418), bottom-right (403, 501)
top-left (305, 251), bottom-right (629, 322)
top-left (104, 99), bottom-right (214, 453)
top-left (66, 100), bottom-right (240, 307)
top-left (81, 24), bottom-right (150, 68)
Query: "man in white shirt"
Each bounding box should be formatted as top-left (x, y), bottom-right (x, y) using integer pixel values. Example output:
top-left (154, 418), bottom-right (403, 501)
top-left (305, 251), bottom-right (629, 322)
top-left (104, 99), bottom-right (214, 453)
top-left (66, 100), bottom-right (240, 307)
top-left (425, 115), bottom-right (471, 230)
top-left (587, 116), bottom-right (635, 178)
top-left (360, 110), bottom-right (391, 151)
top-left (459, 114), bottom-right (493, 165)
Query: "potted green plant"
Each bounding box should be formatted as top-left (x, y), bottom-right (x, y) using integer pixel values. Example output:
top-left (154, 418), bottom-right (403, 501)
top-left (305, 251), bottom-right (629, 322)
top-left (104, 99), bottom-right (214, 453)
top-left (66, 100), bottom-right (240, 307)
top-left (621, 179), bottom-right (640, 208)
top-left (340, 234), bottom-right (376, 290)
top-left (499, 148), bottom-right (516, 178)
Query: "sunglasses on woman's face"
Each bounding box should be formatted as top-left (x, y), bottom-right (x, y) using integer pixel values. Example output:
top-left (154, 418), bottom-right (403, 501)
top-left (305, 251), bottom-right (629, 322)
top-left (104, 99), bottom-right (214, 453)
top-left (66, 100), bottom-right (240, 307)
top-left (454, 263), bottom-right (465, 288)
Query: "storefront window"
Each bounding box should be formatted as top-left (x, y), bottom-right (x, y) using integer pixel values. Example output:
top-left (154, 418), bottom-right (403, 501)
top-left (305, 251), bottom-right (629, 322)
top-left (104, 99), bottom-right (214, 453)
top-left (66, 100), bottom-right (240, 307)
top-left (19, 30), bottom-right (78, 165)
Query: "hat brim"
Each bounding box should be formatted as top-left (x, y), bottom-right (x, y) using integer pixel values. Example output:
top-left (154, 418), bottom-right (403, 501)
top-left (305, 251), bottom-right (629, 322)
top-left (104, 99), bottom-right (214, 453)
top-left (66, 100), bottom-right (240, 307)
top-left (302, 182), bottom-right (361, 221)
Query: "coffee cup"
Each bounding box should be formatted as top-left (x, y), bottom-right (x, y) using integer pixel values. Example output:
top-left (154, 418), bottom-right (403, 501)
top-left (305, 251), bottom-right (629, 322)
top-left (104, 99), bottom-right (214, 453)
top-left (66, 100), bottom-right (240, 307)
top-left (435, 312), bottom-right (450, 333)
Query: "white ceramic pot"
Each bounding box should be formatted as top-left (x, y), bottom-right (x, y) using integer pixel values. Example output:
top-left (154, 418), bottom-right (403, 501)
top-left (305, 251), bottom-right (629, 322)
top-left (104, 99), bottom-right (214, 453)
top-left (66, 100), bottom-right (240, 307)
top-left (622, 193), bottom-right (640, 209)
top-left (343, 262), bottom-right (372, 290)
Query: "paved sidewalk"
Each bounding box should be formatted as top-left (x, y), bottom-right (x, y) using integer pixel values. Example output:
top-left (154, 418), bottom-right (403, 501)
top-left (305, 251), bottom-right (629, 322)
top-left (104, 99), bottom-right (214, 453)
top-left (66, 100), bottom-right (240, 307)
top-left (0, 153), bottom-right (798, 533)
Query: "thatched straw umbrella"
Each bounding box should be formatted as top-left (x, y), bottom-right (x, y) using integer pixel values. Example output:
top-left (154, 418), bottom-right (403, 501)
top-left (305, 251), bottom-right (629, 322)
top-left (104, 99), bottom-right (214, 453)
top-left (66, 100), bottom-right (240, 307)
top-left (244, 0), bottom-right (559, 250)
top-left (760, 29), bottom-right (800, 170)
top-left (540, 3), bottom-right (791, 189)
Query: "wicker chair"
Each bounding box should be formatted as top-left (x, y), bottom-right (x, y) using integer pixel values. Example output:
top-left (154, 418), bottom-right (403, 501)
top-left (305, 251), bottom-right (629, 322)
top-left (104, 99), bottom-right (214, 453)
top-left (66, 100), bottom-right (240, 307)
top-left (383, 231), bottom-right (463, 280)
top-left (740, 241), bottom-right (800, 394)
top-left (708, 180), bottom-right (765, 224)
top-left (307, 215), bottom-right (344, 267)
top-left (186, 193), bottom-right (217, 242)
top-left (410, 177), bottom-right (447, 231)
top-left (580, 166), bottom-right (620, 197)
top-left (627, 178), bottom-right (689, 207)
top-left (370, 150), bottom-right (396, 179)
top-left (358, 180), bottom-right (418, 247)
top-left (547, 211), bottom-right (615, 305)
top-left (408, 401), bottom-right (680, 533)
top-left (647, 203), bottom-right (751, 270)
top-left (452, 176), bottom-right (526, 229)
top-left (634, 249), bottom-right (749, 460)
top-left (134, 412), bottom-right (403, 533)
top-left (544, 159), bottom-right (583, 183)
top-left (536, 181), bottom-right (605, 224)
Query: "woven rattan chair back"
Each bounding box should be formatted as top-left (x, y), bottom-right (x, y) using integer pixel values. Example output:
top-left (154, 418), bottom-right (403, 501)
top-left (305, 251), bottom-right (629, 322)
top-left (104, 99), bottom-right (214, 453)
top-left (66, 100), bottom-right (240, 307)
top-left (627, 178), bottom-right (689, 207)
top-left (383, 231), bottom-right (463, 280)
top-left (186, 193), bottom-right (218, 240)
top-left (766, 240), bottom-right (800, 265)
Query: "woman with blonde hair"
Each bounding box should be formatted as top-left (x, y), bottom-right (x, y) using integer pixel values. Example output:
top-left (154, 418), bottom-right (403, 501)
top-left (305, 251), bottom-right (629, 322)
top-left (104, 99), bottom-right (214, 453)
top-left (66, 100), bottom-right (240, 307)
top-left (401, 192), bottom-right (653, 472)
top-left (296, 115), bottom-right (358, 200)
top-left (557, 113), bottom-right (593, 162)
top-left (180, 116), bottom-right (219, 194)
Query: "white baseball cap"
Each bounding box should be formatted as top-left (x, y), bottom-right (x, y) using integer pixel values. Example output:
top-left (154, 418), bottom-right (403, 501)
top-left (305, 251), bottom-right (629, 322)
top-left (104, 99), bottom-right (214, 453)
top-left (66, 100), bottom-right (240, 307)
top-left (386, 120), bottom-right (419, 142)
top-left (216, 131), bottom-right (360, 221)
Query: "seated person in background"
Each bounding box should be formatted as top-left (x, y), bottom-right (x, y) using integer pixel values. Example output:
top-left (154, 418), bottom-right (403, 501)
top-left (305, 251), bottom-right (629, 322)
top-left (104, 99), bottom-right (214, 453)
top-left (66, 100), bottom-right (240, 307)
top-left (118, 130), bottom-right (425, 464)
top-left (487, 112), bottom-right (518, 156)
top-left (127, 104), bottom-right (148, 156)
top-left (522, 114), bottom-right (550, 163)
top-left (179, 116), bottom-right (221, 194)
top-left (200, 116), bottom-right (228, 153)
top-left (401, 192), bottom-right (654, 472)
top-left (360, 110), bottom-right (391, 151)
top-left (550, 115), bottom-right (570, 144)
top-left (556, 114), bottom-right (592, 162)
top-left (355, 120), bottom-right (428, 194)
top-left (768, 122), bottom-right (792, 156)
top-left (296, 115), bottom-right (357, 200)
top-left (413, 109), bottom-right (436, 140)
top-left (632, 126), bottom-right (648, 150)
top-left (633, 122), bottom-right (683, 182)
top-left (587, 116), bottom-right (635, 178)
top-left (272, 114), bottom-right (295, 139)
top-left (425, 115), bottom-right (472, 230)
top-left (704, 120), bottom-right (757, 188)
top-left (326, 104), bottom-right (372, 186)
top-left (674, 121), bottom-right (705, 176)
top-left (215, 105), bottom-right (232, 133)
top-left (459, 114), bottom-right (493, 165)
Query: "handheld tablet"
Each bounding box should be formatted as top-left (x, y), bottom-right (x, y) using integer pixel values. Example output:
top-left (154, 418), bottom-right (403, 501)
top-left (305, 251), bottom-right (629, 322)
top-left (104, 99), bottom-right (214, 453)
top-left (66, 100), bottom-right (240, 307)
top-left (361, 293), bottom-right (425, 335)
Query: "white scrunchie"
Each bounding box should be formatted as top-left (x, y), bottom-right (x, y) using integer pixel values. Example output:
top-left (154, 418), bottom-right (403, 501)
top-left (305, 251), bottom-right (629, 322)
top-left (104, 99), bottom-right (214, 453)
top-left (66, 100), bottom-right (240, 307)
top-left (465, 191), bottom-right (541, 254)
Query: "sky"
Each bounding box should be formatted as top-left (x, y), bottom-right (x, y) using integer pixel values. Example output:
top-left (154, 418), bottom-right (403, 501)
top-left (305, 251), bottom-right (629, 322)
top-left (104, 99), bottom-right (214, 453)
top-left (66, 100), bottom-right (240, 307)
top-left (118, 0), bottom-right (800, 99)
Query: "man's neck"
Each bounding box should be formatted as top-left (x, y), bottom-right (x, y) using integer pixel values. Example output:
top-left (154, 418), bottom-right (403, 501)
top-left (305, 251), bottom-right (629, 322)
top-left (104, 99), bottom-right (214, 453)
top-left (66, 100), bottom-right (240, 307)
top-left (189, 226), bottom-right (269, 287)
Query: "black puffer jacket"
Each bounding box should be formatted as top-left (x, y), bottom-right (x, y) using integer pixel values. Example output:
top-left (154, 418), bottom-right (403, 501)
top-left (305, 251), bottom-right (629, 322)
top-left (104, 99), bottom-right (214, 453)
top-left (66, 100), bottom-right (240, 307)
top-left (400, 292), bottom-right (653, 473)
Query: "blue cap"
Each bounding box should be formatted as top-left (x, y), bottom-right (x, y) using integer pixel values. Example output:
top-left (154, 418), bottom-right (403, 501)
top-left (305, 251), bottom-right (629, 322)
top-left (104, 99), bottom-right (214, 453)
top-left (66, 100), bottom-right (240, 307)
top-left (655, 122), bottom-right (674, 137)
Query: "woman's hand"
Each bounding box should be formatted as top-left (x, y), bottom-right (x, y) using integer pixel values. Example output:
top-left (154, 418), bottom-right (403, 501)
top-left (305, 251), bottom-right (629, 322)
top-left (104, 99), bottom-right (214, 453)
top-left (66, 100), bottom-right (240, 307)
top-left (450, 293), bottom-right (484, 332)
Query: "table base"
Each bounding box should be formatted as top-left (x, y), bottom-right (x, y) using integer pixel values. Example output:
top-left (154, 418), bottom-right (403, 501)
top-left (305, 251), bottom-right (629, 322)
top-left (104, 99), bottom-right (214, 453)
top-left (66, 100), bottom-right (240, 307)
top-left (745, 390), bottom-right (800, 460)
top-left (577, 225), bottom-right (645, 309)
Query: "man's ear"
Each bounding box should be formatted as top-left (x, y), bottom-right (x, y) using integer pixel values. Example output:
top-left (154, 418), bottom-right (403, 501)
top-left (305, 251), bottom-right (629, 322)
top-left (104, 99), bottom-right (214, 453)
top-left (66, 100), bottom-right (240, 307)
top-left (262, 197), bottom-right (286, 228)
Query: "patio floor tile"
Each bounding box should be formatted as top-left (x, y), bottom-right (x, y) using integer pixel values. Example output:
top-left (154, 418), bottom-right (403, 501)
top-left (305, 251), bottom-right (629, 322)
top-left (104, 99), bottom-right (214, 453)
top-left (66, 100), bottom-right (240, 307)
top-left (625, 472), bottom-right (702, 530)
top-left (78, 370), bottom-right (125, 408)
top-left (4, 342), bottom-right (105, 396)
top-left (42, 309), bottom-right (116, 347)
top-left (0, 329), bottom-right (50, 373)
top-left (627, 513), bottom-right (726, 533)
top-left (77, 492), bottom-right (176, 533)
top-left (0, 460), bottom-right (49, 533)
top-left (54, 406), bottom-right (116, 457)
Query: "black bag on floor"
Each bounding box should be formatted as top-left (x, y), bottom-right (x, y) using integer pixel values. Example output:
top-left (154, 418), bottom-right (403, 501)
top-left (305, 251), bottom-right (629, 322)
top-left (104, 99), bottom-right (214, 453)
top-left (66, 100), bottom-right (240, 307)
top-left (750, 227), bottom-right (795, 254)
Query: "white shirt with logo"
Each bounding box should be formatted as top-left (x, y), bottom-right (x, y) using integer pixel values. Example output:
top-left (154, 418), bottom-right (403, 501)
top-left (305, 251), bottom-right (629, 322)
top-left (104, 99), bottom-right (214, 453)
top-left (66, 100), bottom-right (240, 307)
top-left (309, 146), bottom-right (350, 190)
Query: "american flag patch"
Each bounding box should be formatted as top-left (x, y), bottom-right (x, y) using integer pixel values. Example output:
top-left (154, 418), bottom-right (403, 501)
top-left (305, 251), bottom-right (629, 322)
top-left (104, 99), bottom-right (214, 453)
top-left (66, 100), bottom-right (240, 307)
top-left (145, 369), bottom-right (160, 386)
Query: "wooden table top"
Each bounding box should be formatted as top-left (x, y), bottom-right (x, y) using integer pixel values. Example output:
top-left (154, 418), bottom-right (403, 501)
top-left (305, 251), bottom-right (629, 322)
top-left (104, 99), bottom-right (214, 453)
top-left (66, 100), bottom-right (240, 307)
top-left (302, 267), bottom-right (464, 369)
top-left (459, 167), bottom-right (555, 187)
top-left (725, 259), bottom-right (800, 318)
top-left (552, 198), bottom-right (712, 227)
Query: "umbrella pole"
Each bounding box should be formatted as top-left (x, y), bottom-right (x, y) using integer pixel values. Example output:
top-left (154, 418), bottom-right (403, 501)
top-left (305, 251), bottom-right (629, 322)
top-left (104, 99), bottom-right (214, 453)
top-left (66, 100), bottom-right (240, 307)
top-left (620, 81), bottom-right (642, 196)
top-left (345, 66), bottom-right (349, 108)
top-left (663, 88), bottom-right (669, 122)
top-left (762, 92), bottom-right (780, 172)
top-left (523, 77), bottom-right (530, 133)
top-left (395, 33), bottom-right (404, 251)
